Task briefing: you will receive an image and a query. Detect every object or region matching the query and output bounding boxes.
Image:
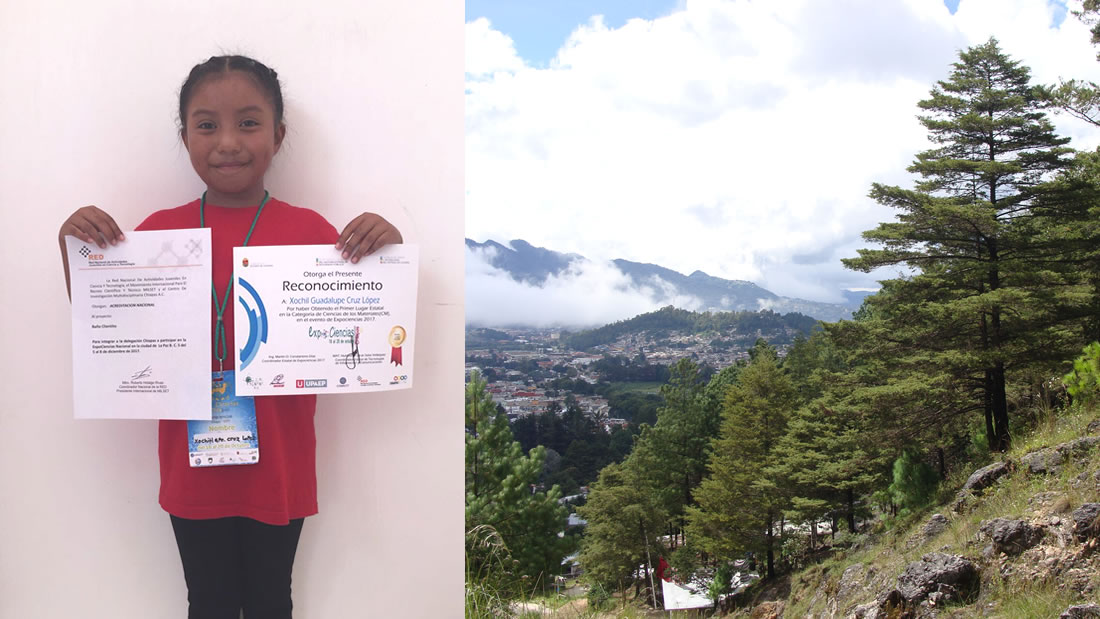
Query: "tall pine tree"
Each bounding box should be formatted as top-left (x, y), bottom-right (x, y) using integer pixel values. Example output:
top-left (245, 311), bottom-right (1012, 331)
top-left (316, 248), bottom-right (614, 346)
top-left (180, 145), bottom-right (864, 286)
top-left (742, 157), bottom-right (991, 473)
top-left (845, 38), bottom-right (1074, 451)
top-left (686, 347), bottom-right (796, 579)
top-left (577, 459), bottom-right (669, 604)
top-left (465, 371), bottom-right (571, 588)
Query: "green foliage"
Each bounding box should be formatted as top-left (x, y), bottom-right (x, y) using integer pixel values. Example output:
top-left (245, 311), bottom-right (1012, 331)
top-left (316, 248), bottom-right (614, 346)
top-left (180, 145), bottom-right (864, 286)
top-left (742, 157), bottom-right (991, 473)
top-left (563, 305), bottom-right (816, 350)
top-left (780, 533), bottom-right (811, 571)
top-left (577, 460), bottom-right (668, 591)
top-left (641, 359), bottom-right (719, 524)
top-left (687, 347), bottom-right (796, 579)
top-left (843, 38), bottom-right (1080, 454)
top-left (667, 542), bottom-right (701, 577)
top-left (466, 371), bottom-right (572, 589)
top-left (465, 524), bottom-right (521, 617)
top-left (887, 450), bottom-right (940, 511)
top-left (708, 562), bottom-right (734, 603)
top-left (1064, 342), bottom-right (1100, 404)
top-left (586, 582), bottom-right (612, 611)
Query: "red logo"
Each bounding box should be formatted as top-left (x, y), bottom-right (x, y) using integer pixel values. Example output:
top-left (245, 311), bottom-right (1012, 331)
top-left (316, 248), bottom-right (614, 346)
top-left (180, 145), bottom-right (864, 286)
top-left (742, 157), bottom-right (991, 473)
top-left (242, 258), bottom-right (249, 267)
top-left (295, 379), bottom-right (304, 388)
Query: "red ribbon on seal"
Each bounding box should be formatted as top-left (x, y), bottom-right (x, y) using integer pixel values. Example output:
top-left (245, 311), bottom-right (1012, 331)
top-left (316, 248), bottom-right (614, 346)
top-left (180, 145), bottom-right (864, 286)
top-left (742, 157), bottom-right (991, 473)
top-left (391, 347), bottom-right (403, 366)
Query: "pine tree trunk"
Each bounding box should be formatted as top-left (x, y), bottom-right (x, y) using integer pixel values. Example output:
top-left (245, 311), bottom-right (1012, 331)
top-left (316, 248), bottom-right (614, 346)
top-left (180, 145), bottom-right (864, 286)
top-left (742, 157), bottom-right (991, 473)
top-left (992, 360), bottom-right (1010, 451)
top-left (642, 520), bottom-right (658, 609)
top-left (846, 488), bottom-right (856, 533)
top-left (766, 512), bottom-right (775, 580)
top-left (984, 368), bottom-right (997, 451)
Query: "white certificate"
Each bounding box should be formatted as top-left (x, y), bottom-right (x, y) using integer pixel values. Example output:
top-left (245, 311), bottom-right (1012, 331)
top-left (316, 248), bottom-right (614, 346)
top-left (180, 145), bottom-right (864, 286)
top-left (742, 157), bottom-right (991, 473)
top-left (232, 244), bottom-right (418, 395)
top-left (66, 230), bottom-right (212, 420)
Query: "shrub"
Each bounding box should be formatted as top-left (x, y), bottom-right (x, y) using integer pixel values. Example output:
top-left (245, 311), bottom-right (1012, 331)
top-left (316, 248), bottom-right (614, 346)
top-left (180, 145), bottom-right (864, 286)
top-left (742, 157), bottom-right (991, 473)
top-left (708, 562), bottom-right (733, 603)
top-left (1064, 342), bottom-right (1100, 405)
top-left (586, 582), bottom-right (612, 611)
top-left (888, 450), bottom-right (939, 510)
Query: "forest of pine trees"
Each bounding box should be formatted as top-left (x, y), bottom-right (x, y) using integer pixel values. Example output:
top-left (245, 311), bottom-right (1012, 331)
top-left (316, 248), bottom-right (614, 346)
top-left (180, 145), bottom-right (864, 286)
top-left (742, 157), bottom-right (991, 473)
top-left (466, 31), bottom-right (1100, 611)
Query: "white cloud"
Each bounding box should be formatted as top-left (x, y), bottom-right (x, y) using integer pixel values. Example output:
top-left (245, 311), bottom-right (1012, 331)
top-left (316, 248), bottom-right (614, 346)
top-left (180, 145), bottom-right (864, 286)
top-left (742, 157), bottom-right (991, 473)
top-left (465, 246), bottom-right (703, 327)
top-left (466, 0), bottom-right (1100, 319)
top-left (465, 17), bottom-right (527, 78)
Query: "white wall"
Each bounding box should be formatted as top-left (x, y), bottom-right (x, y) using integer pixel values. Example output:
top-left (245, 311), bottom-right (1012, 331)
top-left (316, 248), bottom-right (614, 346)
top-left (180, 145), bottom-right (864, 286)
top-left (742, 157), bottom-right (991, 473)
top-left (0, 1), bottom-right (464, 617)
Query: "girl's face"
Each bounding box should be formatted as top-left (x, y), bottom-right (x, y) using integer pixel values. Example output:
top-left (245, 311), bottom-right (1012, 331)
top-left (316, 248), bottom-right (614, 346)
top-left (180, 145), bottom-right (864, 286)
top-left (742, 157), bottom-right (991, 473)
top-left (181, 71), bottom-right (285, 207)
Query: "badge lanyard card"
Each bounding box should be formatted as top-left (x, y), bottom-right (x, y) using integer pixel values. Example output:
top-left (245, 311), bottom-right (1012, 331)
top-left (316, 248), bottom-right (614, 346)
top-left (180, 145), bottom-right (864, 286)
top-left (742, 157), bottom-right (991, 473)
top-left (188, 192), bottom-right (268, 468)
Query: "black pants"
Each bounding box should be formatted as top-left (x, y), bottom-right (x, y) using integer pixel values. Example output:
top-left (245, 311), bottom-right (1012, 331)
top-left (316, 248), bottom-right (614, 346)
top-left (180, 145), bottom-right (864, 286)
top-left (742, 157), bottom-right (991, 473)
top-left (170, 515), bottom-right (305, 619)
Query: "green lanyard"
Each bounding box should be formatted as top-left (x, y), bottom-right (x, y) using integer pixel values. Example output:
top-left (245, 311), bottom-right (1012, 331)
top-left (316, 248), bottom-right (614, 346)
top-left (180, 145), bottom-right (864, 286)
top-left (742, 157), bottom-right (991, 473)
top-left (200, 190), bottom-right (270, 372)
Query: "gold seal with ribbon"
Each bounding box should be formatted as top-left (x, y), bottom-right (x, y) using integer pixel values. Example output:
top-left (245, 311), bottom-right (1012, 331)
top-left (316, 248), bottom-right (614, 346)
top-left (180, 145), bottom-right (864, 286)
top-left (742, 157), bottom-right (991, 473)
top-left (388, 325), bottom-right (407, 366)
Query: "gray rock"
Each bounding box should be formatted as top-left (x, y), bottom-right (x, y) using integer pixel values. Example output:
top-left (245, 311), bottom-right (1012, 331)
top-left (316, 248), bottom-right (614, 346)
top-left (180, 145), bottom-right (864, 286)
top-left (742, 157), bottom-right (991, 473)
top-left (1061, 436), bottom-right (1100, 458)
top-left (924, 513), bottom-right (948, 537)
top-left (849, 601), bottom-right (883, 619)
top-left (1072, 503), bottom-right (1100, 542)
top-left (910, 513), bottom-right (950, 548)
top-left (1087, 419), bottom-right (1100, 435)
top-left (1020, 437), bottom-right (1098, 475)
top-left (894, 553), bottom-right (980, 605)
top-left (1021, 448), bottom-right (1063, 475)
top-left (836, 563), bottom-right (866, 603)
top-left (1062, 603), bottom-right (1100, 618)
top-left (978, 518), bottom-right (1044, 556)
top-left (962, 461), bottom-right (1011, 494)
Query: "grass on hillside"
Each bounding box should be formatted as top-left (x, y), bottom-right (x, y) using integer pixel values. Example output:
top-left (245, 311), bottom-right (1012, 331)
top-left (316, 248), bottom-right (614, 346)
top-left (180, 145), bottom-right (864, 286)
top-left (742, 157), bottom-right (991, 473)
top-left (784, 403), bottom-right (1100, 618)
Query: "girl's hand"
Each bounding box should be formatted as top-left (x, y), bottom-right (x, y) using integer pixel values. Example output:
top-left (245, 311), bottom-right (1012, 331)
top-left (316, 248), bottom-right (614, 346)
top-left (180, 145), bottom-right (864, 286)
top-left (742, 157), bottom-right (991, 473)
top-left (60, 206), bottom-right (125, 248)
top-left (335, 213), bottom-right (403, 263)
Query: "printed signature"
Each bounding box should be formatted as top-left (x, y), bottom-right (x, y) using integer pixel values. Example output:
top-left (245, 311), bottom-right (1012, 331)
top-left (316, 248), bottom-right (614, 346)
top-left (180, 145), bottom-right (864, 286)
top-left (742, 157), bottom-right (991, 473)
top-left (131, 366), bottom-right (153, 380)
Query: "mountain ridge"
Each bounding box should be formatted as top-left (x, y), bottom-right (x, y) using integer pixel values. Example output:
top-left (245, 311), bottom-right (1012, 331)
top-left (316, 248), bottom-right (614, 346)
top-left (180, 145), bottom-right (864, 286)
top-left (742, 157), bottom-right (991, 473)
top-left (467, 238), bottom-right (861, 322)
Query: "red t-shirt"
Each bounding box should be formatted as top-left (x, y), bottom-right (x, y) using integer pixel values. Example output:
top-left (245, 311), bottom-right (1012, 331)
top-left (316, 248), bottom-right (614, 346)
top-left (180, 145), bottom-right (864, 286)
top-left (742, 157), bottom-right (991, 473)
top-left (136, 197), bottom-right (339, 525)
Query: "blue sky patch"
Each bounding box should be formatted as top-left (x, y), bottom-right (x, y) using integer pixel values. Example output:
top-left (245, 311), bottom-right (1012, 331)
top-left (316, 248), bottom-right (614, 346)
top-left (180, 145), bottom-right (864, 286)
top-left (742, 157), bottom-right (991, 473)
top-left (467, 0), bottom-right (680, 65)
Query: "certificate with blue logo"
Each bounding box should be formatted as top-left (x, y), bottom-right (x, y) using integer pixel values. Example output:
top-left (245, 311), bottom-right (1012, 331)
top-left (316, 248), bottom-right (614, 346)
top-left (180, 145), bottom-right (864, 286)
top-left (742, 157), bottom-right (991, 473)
top-left (188, 370), bottom-right (259, 467)
top-left (231, 244), bottom-right (418, 396)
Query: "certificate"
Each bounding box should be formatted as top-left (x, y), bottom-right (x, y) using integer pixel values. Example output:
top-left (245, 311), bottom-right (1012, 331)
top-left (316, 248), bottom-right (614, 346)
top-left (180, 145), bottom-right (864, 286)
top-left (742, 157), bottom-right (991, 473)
top-left (66, 230), bottom-right (212, 420)
top-left (232, 244), bottom-right (418, 395)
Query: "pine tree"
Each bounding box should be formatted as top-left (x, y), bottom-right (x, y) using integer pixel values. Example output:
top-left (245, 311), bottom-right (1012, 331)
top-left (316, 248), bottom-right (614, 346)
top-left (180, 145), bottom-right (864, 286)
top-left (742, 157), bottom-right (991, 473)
top-left (465, 371), bottom-right (571, 588)
top-left (770, 399), bottom-right (887, 537)
top-left (577, 459), bottom-right (668, 605)
top-left (845, 38), bottom-right (1074, 451)
top-left (686, 347), bottom-right (796, 579)
top-left (633, 359), bottom-right (720, 540)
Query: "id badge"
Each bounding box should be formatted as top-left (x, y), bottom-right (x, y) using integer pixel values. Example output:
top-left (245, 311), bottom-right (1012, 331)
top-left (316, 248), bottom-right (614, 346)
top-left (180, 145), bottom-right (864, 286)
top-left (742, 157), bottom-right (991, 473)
top-left (188, 370), bottom-right (260, 467)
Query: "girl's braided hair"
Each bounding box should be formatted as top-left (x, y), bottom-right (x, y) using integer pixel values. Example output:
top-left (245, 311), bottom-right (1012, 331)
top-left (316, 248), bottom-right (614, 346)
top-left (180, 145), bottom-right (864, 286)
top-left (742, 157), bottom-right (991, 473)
top-left (179, 55), bottom-right (284, 134)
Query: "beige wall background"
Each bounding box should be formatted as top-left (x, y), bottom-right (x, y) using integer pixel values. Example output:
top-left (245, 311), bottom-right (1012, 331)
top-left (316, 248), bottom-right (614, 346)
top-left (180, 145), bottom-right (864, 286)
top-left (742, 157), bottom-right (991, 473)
top-left (0, 0), bottom-right (464, 616)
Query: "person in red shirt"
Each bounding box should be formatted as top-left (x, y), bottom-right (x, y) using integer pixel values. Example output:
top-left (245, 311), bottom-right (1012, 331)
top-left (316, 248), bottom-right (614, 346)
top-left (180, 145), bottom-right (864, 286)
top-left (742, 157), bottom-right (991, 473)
top-left (57, 55), bottom-right (401, 619)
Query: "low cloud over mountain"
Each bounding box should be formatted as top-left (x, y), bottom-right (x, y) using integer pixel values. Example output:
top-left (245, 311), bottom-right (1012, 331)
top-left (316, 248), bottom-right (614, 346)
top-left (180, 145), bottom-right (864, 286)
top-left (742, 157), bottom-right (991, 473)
top-left (466, 239), bottom-right (863, 327)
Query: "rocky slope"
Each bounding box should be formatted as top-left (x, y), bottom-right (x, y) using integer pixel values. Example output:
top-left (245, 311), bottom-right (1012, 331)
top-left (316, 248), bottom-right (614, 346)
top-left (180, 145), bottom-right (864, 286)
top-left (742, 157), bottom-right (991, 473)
top-left (758, 412), bottom-right (1100, 618)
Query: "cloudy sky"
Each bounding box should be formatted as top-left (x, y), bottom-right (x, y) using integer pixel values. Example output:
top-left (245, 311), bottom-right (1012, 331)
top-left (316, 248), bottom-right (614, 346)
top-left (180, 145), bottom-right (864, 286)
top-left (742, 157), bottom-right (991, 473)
top-left (466, 0), bottom-right (1100, 327)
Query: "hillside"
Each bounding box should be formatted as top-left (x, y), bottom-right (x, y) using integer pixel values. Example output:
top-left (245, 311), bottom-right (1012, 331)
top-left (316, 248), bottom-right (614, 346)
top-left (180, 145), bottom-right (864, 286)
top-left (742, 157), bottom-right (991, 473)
top-left (561, 305), bottom-right (818, 351)
top-left (728, 406), bottom-right (1100, 618)
top-left (502, 406), bottom-right (1100, 618)
top-left (467, 238), bottom-right (860, 322)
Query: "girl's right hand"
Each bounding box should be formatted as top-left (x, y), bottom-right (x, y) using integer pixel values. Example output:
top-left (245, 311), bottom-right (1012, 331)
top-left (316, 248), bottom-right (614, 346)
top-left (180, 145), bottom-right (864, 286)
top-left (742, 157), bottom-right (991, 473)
top-left (60, 206), bottom-right (125, 248)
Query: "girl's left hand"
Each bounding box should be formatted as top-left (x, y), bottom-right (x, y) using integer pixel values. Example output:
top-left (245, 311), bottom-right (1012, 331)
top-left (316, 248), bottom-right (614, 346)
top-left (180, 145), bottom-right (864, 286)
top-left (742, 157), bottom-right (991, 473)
top-left (336, 213), bottom-right (403, 263)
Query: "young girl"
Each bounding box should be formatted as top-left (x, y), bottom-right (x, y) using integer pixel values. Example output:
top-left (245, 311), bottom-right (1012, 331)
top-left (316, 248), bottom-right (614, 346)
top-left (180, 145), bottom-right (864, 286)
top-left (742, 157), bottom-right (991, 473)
top-left (57, 55), bottom-right (401, 618)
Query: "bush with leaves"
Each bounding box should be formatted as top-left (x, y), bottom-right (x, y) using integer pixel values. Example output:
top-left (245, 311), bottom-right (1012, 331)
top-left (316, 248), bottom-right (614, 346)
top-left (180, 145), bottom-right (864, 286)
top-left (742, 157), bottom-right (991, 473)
top-left (586, 582), bottom-right (612, 612)
top-left (1064, 342), bottom-right (1100, 405)
top-left (708, 562), bottom-right (733, 604)
top-left (888, 450), bottom-right (939, 512)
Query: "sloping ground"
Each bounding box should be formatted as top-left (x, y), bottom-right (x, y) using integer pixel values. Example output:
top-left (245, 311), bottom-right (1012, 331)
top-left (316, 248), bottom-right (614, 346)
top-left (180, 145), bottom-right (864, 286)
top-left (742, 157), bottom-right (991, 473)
top-left (771, 408), bottom-right (1100, 618)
